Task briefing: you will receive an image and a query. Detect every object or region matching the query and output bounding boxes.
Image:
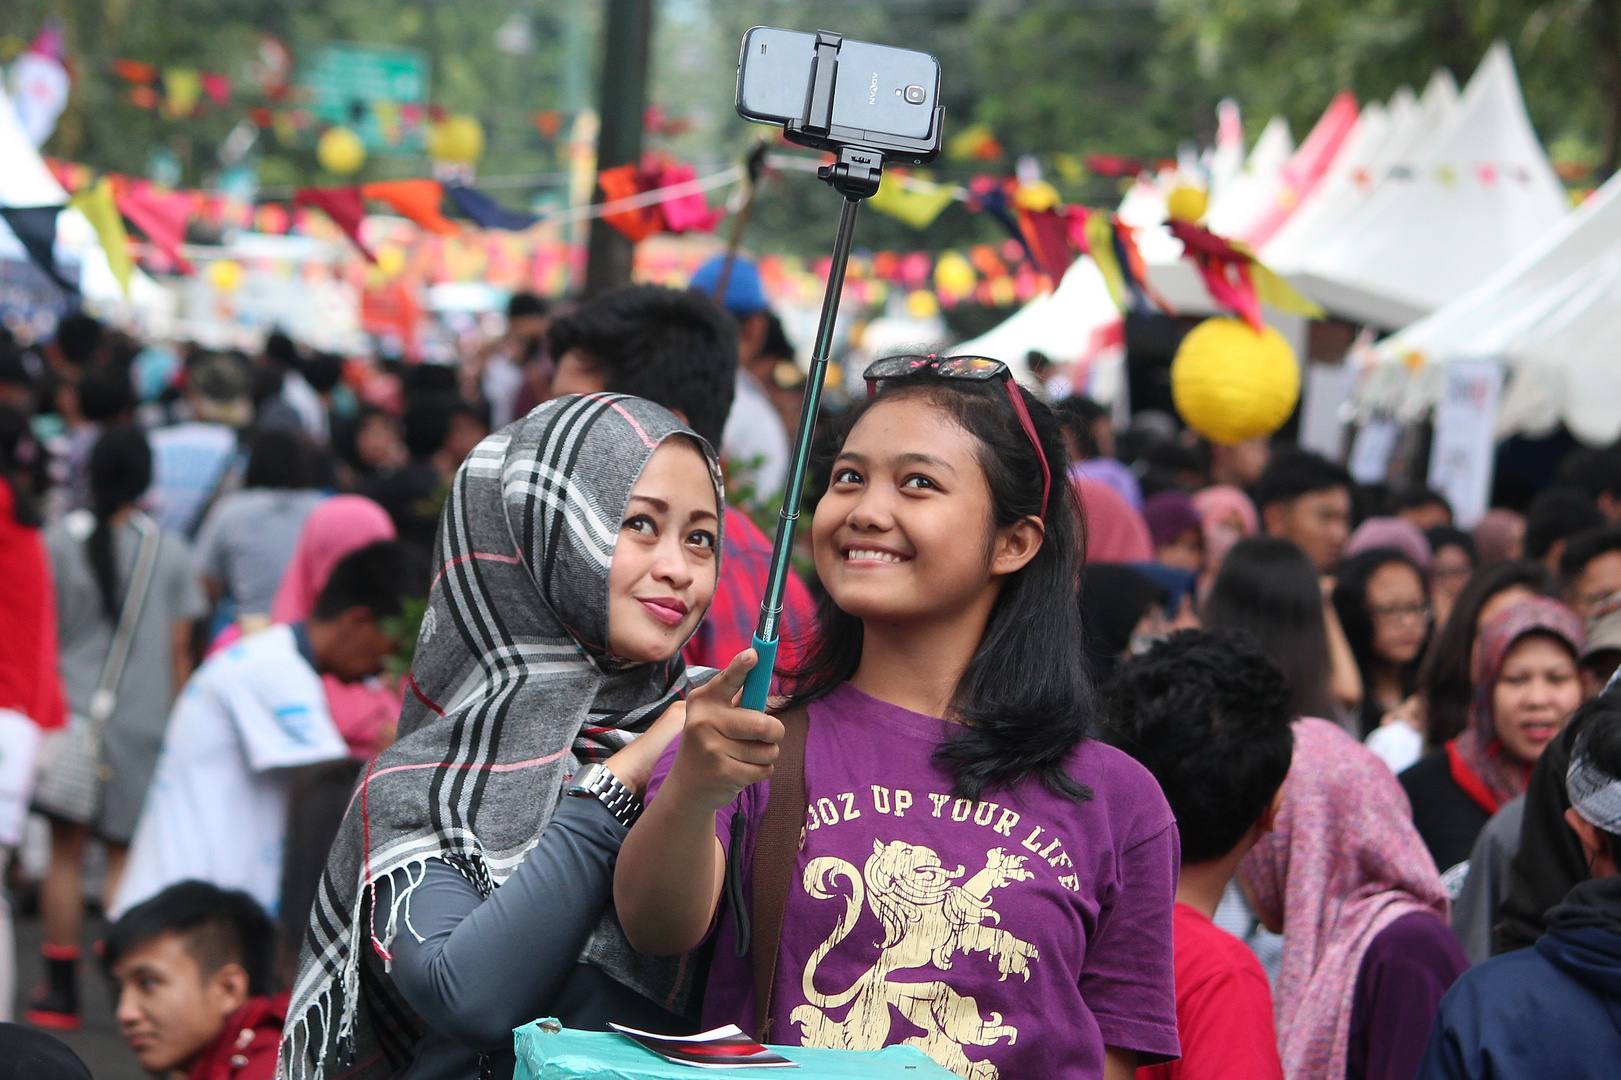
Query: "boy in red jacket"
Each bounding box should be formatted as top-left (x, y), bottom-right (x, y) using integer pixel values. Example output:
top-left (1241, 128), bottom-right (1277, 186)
top-left (104, 881), bottom-right (284, 1080)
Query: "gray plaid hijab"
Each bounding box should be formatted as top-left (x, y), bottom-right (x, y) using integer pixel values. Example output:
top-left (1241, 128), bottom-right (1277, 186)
top-left (283, 394), bottom-right (723, 1079)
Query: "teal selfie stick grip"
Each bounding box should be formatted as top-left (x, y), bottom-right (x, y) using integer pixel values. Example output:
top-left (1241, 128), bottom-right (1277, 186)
top-left (741, 634), bottom-right (777, 712)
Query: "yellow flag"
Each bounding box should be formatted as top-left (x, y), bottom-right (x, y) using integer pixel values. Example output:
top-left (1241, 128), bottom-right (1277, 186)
top-left (867, 171), bottom-right (957, 229)
top-left (162, 67), bottom-right (201, 118)
top-left (1251, 262), bottom-right (1325, 318)
top-left (68, 178), bottom-right (133, 297)
top-left (1084, 212), bottom-right (1129, 311)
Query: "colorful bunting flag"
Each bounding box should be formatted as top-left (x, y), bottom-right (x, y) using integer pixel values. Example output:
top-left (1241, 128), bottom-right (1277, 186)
top-left (161, 68), bottom-right (202, 118)
top-left (867, 170), bottom-right (957, 229)
top-left (200, 72), bottom-right (231, 108)
top-left (0, 206), bottom-right (75, 293)
top-left (445, 184), bottom-right (537, 230)
top-left (360, 179), bottom-right (458, 235)
top-left (596, 164), bottom-right (663, 242)
top-left (69, 178), bottom-right (133, 296)
top-left (293, 186), bottom-right (374, 261)
top-left (655, 161), bottom-right (724, 233)
top-left (115, 182), bottom-right (195, 270)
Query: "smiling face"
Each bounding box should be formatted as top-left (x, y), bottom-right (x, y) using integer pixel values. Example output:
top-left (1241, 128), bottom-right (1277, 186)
top-left (604, 438), bottom-right (720, 663)
top-left (112, 932), bottom-right (245, 1075)
top-left (1492, 632), bottom-right (1582, 764)
top-left (811, 395), bottom-right (1040, 629)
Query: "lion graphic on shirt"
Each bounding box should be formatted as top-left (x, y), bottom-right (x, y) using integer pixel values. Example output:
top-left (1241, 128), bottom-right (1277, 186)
top-left (788, 839), bottom-right (1039, 1080)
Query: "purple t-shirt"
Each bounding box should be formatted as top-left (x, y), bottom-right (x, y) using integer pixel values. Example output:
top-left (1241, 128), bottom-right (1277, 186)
top-left (648, 682), bottom-right (1181, 1079)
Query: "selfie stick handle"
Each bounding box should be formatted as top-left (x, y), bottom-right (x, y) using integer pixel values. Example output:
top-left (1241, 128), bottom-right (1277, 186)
top-left (742, 190), bottom-right (866, 712)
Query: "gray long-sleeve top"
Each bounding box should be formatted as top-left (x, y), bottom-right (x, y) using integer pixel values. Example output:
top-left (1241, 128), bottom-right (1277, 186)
top-left (374, 795), bottom-right (683, 1080)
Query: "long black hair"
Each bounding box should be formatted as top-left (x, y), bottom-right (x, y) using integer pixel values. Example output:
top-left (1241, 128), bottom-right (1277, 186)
top-left (1203, 536), bottom-right (1336, 720)
top-left (1419, 559), bottom-right (1558, 747)
top-left (1333, 547), bottom-right (1430, 736)
top-left (787, 371), bottom-right (1096, 802)
top-left (86, 426), bottom-right (153, 621)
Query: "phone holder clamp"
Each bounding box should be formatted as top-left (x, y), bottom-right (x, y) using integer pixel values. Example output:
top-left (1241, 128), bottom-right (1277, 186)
top-left (818, 146), bottom-right (884, 200)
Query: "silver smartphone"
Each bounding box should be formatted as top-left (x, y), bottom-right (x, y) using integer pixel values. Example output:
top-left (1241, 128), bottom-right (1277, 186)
top-left (736, 27), bottom-right (941, 144)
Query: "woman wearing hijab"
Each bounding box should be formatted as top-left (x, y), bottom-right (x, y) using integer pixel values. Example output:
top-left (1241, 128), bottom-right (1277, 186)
top-left (1192, 484), bottom-right (1259, 588)
top-left (284, 395), bottom-right (725, 1080)
top-left (1239, 719), bottom-right (1466, 1080)
top-left (1073, 475), bottom-right (1154, 563)
top-left (1143, 490), bottom-right (1205, 573)
top-left (1399, 597), bottom-right (1584, 886)
top-left (271, 495), bottom-right (401, 757)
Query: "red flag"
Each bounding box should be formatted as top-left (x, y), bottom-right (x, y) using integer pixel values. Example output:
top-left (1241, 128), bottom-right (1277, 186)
top-left (294, 186), bottom-right (375, 261)
top-left (360, 179), bottom-right (458, 235)
top-left (1016, 208), bottom-right (1075, 282)
top-left (114, 181), bottom-right (195, 271)
top-left (597, 164), bottom-right (663, 242)
top-left (201, 72), bottom-right (232, 108)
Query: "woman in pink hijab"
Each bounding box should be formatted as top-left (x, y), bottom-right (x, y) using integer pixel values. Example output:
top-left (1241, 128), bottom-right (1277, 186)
top-left (1239, 719), bottom-right (1466, 1080)
top-left (1072, 475), bottom-right (1153, 563)
top-left (1192, 484), bottom-right (1258, 583)
top-left (272, 494), bottom-right (402, 758)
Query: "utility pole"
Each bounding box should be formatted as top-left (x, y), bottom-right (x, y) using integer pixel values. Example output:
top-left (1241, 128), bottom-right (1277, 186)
top-left (584, 0), bottom-right (654, 296)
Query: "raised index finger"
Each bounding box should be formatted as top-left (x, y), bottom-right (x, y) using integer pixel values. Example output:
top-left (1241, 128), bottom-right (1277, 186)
top-left (691, 648), bottom-right (758, 707)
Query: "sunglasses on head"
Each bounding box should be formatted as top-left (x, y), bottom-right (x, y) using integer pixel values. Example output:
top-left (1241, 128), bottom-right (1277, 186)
top-left (861, 353), bottom-right (1052, 519)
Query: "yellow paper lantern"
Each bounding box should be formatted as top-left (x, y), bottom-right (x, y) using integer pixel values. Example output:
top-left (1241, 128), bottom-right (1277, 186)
top-left (906, 289), bottom-right (941, 320)
top-left (428, 115), bottom-right (485, 164)
top-left (1166, 185), bottom-right (1209, 224)
top-left (1171, 317), bottom-right (1300, 445)
top-left (933, 251), bottom-right (976, 302)
top-left (205, 259), bottom-right (244, 293)
top-left (317, 127), bottom-right (366, 175)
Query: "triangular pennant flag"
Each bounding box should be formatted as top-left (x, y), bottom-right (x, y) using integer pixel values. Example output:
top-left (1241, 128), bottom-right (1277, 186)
top-left (868, 170), bottom-right (957, 229)
top-left (597, 164), bottom-right (663, 242)
top-left (200, 72), bottom-right (231, 108)
top-left (655, 161), bottom-right (725, 233)
top-left (161, 67), bottom-right (202, 118)
top-left (360, 179), bottom-right (458, 235)
top-left (1015, 207), bottom-right (1075, 281)
top-left (0, 206), bottom-right (76, 294)
top-left (69, 178), bottom-right (133, 297)
top-left (115, 183), bottom-right (195, 270)
top-left (294, 186), bottom-right (375, 261)
top-left (445, 184), bottom-right (537, 230)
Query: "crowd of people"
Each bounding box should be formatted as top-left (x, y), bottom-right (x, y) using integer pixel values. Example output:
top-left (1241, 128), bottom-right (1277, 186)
top-left (0, 253), bottom-right (1618, 1080)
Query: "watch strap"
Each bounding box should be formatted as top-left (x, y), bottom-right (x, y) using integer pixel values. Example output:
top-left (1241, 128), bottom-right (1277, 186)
top-left (568, 763), bottom-right (643, 828)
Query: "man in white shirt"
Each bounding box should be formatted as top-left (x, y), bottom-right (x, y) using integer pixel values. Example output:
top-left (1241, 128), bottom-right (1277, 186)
top-left (115, 541), bottom-right (427, 918)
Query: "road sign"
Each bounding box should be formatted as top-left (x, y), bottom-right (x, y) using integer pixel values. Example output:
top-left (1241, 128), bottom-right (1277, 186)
top-left (300, 43), bottom-right (430, 152)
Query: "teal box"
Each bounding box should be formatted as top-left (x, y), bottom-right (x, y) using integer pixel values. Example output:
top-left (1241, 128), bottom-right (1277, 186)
top-left (513, 1020), bottom-right (961, 1079)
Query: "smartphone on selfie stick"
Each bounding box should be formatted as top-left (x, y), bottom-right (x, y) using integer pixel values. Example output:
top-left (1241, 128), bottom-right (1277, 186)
top-left (734, 28), bottom-right (944, 712)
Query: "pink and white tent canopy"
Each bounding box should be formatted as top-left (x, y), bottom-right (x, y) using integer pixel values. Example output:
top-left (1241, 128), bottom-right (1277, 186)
top-left (1284, 44), bottom-right (1565, 329)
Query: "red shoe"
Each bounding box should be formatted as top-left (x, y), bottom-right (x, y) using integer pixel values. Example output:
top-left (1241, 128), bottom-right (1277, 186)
top-left (24, 1004), bottom-right (82, 1030)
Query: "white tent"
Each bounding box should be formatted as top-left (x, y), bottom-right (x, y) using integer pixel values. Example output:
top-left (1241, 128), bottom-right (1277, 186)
top-left (1286, 45), bottom-right (1565, 329)
top-left (1370, 171), bottom-right (1621, 445)
top-left (0, 84), bottom-right (172, 325)
top-left (953, 256), bottom-right (1125, 397)
top-left (1204, 115), bottom-right (1295, 240)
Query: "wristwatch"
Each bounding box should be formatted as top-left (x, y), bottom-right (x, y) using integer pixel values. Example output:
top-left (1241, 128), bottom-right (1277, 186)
top-left (566, 763), bottom-right (643, 828)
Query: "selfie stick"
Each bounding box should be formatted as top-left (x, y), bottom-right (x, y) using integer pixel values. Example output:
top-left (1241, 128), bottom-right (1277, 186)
top-left (739, 35), bottom-right (892, 712)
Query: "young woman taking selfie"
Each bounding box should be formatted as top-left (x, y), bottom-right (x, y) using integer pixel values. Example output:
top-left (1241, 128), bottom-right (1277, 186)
top-left (617, 356), bottom-right (1179, 1080)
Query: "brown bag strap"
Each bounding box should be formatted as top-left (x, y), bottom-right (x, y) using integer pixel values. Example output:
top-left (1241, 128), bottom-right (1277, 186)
top-left (750, 705), bottom-right (809, 1042)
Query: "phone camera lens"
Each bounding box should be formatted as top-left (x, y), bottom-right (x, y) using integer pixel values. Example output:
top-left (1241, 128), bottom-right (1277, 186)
top-left (903, 85), bottom-right (926, 105)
